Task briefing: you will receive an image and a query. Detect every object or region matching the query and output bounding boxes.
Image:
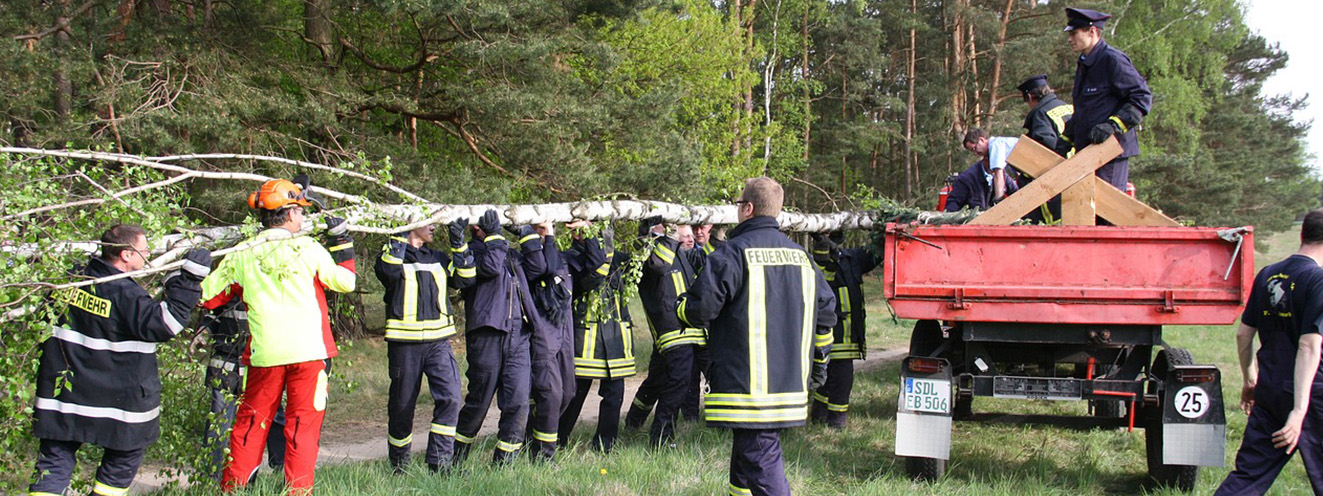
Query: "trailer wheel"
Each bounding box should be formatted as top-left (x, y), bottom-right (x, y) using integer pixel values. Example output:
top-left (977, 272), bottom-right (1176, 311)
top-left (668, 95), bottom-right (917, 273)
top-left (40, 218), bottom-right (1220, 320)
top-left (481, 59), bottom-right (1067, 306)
top-left (904, 456), bottom-right (946, 482)
top-left (1146, 348), bottom-right (1199, 492)
top-left (1091, 364), bottom-right (1126, 419)
top-left (909, 320), bottom-right (945, 357)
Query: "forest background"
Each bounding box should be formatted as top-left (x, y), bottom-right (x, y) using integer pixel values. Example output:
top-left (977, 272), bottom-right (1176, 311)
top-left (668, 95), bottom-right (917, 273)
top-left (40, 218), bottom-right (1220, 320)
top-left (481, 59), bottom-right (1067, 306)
top-left (0, 0), bottom-right (1318, 485)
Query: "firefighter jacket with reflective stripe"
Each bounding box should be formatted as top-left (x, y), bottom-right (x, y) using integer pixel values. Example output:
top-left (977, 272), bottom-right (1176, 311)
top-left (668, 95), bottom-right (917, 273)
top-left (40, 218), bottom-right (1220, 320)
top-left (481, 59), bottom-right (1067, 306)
top-left (461, 233), bottom-right (546, 333)
top-left (677, 216), bottom-right (837, 429)
top-left (1022, 94), bottom-right (1074, 152)
top-left (814, 247), bottom-right (880, 361)
top-left (204, 299), bottom-right (249, 393)
top-left (33, 257), bottom-right (204, 450)
top-left (374, 237), bottom-right (476, 342)
top-left (638, 236), bottom-right (706, 352)
top-left (528, 237), bottom-right (574, 353)
top-left (201, 228), bottom-right (357, 367)
top-left (566, 236), bottom-right (636, 379)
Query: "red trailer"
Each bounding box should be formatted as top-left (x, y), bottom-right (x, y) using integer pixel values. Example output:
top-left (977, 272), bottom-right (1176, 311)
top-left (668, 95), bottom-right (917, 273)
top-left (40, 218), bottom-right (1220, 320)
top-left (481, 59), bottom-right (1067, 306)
top-left (889, 138), bottom-right (1255, 491)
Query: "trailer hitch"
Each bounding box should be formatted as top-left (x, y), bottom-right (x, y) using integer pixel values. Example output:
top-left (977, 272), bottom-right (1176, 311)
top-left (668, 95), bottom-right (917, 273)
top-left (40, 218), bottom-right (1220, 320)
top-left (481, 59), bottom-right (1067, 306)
top-left (1217, 227), bottom-right (1250, 281)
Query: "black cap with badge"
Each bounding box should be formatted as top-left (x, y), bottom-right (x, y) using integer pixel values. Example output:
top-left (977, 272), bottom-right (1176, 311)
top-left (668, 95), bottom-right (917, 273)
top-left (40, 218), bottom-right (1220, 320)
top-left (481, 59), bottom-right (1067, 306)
top-left (1017, 74), bottom-right (1049, 95)
top-left (1063, 7), bottom-right (1110, 32)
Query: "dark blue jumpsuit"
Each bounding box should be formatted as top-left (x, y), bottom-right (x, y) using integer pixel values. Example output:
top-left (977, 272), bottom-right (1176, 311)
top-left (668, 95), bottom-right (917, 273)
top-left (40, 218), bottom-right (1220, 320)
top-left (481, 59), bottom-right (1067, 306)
top-left (455, 231), bottom-right (546, 465)
top-left (1063, 38), bottom-right (1152, 190)
top-left (525, 236), bottom-right (576, 461)
top-left (1215, 254), bottom-right (1323, 495)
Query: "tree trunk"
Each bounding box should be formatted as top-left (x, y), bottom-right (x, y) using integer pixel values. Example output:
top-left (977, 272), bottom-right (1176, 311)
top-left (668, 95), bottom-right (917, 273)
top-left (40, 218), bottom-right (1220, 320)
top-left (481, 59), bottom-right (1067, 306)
top-left (304, 0), bottom-right (336, 66)
top-left (801, 0), bottom-right (811, 162)
top-left (904, 0), bottom-right (918, 199)
top-left (968, 22), bottom-right (981, 128)
top-left (52, 2), bottom-right (72, 122)
top-left (986, 0), bottom-right (1015, 121)
top-left (949, 0), bottom-right (967, 138)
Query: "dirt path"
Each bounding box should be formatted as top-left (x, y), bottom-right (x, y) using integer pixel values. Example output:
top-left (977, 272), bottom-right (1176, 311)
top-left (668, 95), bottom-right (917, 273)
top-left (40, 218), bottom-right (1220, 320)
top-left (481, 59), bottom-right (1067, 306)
top-left (130, 347), bottom-right (907, 493)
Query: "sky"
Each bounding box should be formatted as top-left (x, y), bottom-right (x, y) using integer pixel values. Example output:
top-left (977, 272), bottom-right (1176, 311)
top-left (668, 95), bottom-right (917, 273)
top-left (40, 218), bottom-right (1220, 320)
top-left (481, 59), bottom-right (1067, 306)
top-left (1243, 0), bottom-right (1323, 170)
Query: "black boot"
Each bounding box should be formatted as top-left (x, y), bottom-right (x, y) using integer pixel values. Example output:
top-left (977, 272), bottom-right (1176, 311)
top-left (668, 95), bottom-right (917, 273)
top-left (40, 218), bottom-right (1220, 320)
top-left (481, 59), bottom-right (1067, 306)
top-left (492, 447), bottom-right (520, 466)
top-left (388, 446), bottom-right (411, 475)
top-left (624, 406), bottom-right (650, 430)
top-left (825, 410), bottom-right (848, 430)
top-left (453, 441), bottom-right (471, 465)
top-left (810, 399), bottom-right (829, 424)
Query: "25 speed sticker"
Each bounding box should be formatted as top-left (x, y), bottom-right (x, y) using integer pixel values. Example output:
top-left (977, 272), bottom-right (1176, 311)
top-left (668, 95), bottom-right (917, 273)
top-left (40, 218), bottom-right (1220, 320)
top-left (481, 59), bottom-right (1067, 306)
top-left (1174, 386), bottom-right (1210, 419)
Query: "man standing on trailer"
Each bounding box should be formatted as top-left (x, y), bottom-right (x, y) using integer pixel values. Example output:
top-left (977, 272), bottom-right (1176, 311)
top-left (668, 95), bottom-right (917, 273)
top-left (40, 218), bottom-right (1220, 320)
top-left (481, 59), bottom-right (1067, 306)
top-left (677, 177), bottom-right (836, 496)
top-left (1058, 7), bottom-right (1152, 190)
top-left (1215, 209), bottom-right (1323, 494)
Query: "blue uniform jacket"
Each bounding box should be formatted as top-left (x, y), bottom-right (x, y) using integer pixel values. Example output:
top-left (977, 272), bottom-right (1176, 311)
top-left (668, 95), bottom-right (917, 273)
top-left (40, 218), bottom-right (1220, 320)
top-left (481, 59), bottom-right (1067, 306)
top-left (944, 161), bottom-right (1019, 212)
top-left (1068, 39), bottom-right (1152, 158)
top-left (462, 234), bottom-right (546, 333)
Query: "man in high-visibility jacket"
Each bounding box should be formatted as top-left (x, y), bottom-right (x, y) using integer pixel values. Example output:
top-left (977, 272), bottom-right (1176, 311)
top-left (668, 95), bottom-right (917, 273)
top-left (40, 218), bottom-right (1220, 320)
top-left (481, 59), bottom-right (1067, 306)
top-left (678, 177), bottom-right (837, 496)
top-left (198, 299), bottom-right (286, 480)
top-left (202, 178), bottom-right (357, 493)
top-left (29, 225), bottom-right (208, 496)
top-left (374, 217), bottom-right (475, 473)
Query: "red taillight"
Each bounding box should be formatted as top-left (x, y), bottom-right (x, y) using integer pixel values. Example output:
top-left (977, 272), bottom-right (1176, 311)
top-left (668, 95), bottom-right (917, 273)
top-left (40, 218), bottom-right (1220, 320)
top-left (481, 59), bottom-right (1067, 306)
top-left (908, 357), bottom-right (944, 374)
top-left (1175, 369), bottom-right (1217, 383)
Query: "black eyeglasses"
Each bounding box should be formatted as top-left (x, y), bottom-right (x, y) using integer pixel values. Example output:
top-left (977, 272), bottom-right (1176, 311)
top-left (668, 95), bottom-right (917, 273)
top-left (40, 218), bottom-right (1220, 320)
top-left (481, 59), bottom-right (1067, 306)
top-left (734, 200), bottom-right (750, 206)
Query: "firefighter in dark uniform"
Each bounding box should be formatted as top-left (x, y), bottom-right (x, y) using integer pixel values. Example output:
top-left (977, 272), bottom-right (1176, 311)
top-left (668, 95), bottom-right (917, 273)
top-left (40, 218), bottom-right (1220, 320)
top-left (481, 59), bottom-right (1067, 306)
top-left (1019, 74), bottom-right (1074, 152)
top-left (678, 177), bottom-right (837, 496)
top-left (809, 232), bottom-right (881, 429)
top-left (626, 221), bottom-right (706, 447)
top-left (455, 209), bottom-right (546, 465)
top-left (525, 221), bottom-right (576, 461)
top-left (559, 224), bottom-right (637, 453)
top-left (683, 224), bottom-right (722, 421)
top-left (1057, 7), bottom-right (1153, 190)
top-left (1216, 209), bottom-right (1323, 495)
top-left (374, 217), bottom-right (476, 473)
top-left (944, 159), bottom-right (1019, 212)
top-left (199, 299), bottom-right (286, 480)
top-left (29, 225), bottom-right (209, 496)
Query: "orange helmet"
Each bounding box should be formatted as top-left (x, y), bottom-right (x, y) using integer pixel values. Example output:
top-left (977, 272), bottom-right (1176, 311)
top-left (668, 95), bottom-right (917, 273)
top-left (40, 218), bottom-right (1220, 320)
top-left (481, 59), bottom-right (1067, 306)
top-left (248, 179), bottom-right (313, 211)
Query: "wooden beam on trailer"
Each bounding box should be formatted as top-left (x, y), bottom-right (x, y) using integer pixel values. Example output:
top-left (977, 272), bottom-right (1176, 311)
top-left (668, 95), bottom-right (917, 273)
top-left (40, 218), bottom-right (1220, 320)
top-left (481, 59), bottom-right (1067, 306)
top-left (969, 137), bottom-right (1123, 225)
top-left (1005, 137), bottom-right (1179, 227)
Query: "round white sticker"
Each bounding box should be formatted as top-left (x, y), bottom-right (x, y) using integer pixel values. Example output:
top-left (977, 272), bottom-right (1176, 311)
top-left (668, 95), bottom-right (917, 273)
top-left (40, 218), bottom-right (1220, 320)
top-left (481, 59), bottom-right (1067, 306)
top-left (1174, 386), bottom-right (1209, 419)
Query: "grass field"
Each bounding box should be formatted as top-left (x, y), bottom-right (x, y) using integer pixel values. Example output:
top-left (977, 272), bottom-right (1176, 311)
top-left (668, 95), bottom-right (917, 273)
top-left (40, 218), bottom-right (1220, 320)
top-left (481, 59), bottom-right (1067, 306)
top-left (151, 228), bottom-right (1321, 496)
top-left (84, 226), bottom-right (1320, 494)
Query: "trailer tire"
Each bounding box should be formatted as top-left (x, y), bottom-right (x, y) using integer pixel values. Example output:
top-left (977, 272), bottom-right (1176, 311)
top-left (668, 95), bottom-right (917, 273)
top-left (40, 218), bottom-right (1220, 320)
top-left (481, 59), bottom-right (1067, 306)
top-left (909, 320), bottom-right (945, 357)
top-left (1091, 364), bottom-right (1126, 419)
top-left (1146, 348), bottom-right (1199, 492)
top-left (904, 456), bottom-right (946, 482)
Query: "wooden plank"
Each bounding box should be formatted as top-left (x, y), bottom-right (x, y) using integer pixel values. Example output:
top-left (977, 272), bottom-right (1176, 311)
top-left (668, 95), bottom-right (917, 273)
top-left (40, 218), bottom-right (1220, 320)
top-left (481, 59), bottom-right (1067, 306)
top-left (970, 137), bottom-right (1122, 225)
top-left (1061, 178), bottom-right (1096, 225)
top-left (1006, 136), bottom-right (1179, 227)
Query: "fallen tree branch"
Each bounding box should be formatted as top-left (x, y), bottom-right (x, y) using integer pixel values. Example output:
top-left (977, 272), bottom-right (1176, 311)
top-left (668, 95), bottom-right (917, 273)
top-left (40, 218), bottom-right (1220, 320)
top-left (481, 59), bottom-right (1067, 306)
top-left (144, 153), bottom-right (430, 203)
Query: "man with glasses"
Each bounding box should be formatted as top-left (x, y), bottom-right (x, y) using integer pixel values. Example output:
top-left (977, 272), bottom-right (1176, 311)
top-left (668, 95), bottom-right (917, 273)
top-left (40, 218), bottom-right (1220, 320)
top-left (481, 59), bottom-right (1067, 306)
top-left (677, 178), bottom-right (837, 496)
top-left (29, 224), bottom-right (210, 496)
top-left (202, 178), bottom-right (356, 494)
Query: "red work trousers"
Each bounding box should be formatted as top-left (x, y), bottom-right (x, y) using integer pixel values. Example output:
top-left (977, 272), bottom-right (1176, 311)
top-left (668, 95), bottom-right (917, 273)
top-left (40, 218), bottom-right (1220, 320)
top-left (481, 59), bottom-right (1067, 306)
top-left (221, 360), bottom-right (328, 494)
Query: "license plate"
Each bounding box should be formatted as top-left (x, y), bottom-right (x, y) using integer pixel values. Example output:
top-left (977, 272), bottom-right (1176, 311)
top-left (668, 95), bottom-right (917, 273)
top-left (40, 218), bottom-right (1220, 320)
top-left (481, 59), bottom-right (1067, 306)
top-left (903, 377), bottom-right (951, 414)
